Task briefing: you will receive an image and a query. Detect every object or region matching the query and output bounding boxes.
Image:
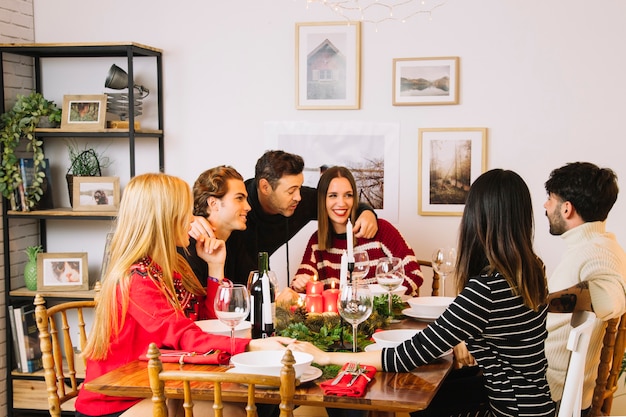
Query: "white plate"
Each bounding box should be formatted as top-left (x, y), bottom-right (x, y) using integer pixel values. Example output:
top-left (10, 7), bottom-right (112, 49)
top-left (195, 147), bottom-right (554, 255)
top-left (195, 319), bottom-right (251, 337)
top-left (368, 284), bottom-right (407, 297)
top-left (402, 308), bottom-right (439, 322)
top-left (227, 366), bottom-right (322, 385)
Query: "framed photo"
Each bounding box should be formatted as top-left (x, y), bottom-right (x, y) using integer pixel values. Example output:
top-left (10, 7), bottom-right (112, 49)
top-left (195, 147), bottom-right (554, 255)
top-left (37, 252), bottom-right (89, 291)
top-left (418, 128), bottom-right (487, 216)
top-left (296, 21), bottom-right (361, 110)
top-left (72, 176), bottom-right (120, 212)
top-left (393, 57), bottom-right (459, 106)
top-left (61, 94), bottom-right (107, 130)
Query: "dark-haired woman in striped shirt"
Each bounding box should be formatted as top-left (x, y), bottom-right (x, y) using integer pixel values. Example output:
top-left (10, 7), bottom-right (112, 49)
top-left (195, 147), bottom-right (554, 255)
top-left (292, 169), bottom-right (556, 417)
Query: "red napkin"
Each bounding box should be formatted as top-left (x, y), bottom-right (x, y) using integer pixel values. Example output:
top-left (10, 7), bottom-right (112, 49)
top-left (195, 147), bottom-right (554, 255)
top-left (139, 349), bottom-right (230, 365)
top-left (320, 363), bottom-right (377, 397)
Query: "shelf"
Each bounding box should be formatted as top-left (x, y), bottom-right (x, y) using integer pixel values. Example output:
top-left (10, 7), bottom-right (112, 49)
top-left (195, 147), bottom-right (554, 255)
top-left (35, 127), bottom-right (163, 137)
top-left (10, 286), bottom-right (97, 300)
top-left (0, 42), bottom-right (162, 57)
top-left (7, 208), bottom-right (117, 220)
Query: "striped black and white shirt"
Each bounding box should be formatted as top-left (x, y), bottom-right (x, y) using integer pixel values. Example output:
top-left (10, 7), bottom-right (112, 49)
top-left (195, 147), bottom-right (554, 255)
top-left (382, 272), bottom-right (555, 417)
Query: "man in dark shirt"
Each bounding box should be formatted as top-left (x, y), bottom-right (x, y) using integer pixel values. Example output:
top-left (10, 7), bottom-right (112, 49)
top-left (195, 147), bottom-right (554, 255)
top-left (189, 150), bottom-right (378, 286)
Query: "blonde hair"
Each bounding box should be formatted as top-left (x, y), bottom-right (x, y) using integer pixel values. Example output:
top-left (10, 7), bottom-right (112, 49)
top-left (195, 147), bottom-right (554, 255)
top-left (84, 173), bottom-right (204, 360)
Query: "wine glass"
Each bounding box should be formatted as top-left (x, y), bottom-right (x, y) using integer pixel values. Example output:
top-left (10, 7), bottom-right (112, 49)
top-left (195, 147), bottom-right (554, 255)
top-left (432, 247), bottom-right (456, 297)
top-left (214, 284), bottom-right (250, 356)
top-left (338, 283), bottom-right (373, 352)
top-left (376, 257), bottom-right (403, 322)
top-left (350, 250), bottom-right (370, 283)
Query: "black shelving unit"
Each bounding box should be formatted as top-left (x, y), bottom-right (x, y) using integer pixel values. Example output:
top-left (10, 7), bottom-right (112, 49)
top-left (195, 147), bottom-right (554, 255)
top-left (0, 42), bottom-right (164, 416)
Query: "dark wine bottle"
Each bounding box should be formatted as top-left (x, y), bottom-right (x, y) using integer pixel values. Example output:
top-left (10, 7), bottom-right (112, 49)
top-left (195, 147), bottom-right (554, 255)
top-left (250, 252), bottom-right (276, 339)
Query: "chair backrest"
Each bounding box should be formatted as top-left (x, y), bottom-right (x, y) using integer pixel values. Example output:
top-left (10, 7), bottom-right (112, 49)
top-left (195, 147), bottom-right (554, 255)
top-left (589, 311), bottom-right (626, 416)
top-left (417, 260), bottom-right (441, 296)
top-left (34, 284), bottom-right (99, 417)
top-left (558, 311), bottom-right (597, 417)
top-left (147, 343), bottom-right (297, 417)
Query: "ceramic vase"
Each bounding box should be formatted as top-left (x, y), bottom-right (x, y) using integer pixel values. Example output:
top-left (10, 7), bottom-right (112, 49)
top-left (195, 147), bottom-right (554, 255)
top-left (24, 259), bottom-right (38, 291)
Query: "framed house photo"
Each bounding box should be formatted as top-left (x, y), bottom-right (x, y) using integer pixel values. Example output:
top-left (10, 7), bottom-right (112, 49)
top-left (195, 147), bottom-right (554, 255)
top-left (418, 128), bottom-right (487, 216)
top-left (296, 21), bottom-right (361, 110)
top-left (37, 252), bottom-right (89, 291)
top-left (72, 176), bottom-right (120, 212)
top-left (393, 57), bottom-right (459, 106)
top-left (61, 94), bottom-right (107, 130)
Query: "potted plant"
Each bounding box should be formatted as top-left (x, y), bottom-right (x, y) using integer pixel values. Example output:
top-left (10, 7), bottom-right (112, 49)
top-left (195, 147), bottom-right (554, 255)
top-left (0, 92), bottom-right (62, 211)
top-left (66, 142), bottom-right (112, 205)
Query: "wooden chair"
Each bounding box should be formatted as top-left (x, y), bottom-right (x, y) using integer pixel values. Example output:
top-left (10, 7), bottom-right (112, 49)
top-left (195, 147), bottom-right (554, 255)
top-left (588, 311), bottom-right (626, 416)
top-left (417, 260), bottom-right (441, 296)
top-left (34, 283), bottom-right (100, 417)
top-left (147, 343), bottom-right (298, 417)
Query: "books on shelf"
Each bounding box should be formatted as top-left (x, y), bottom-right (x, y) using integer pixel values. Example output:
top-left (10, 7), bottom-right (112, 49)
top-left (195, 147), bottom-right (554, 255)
top-left (13, 158), bottom-right (54, 211)
top-left (10, 304), bottom-right (43, 373)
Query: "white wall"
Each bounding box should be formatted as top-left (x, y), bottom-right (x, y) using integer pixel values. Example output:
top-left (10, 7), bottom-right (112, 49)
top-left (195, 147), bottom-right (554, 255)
top-left (30, 0), bottom-right (626, 295)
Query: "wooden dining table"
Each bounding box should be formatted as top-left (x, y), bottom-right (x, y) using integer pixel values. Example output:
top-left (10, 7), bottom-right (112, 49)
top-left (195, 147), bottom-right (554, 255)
top-left (84, 319), bottom-right (453, 415)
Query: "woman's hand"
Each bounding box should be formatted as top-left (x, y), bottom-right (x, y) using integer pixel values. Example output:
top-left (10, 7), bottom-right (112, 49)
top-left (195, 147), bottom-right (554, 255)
top-left (291, 274), bottom-right (311, 292)
top-left (247, 336), bottom-right (295, 351)
top-left (288, 341), bottom-right (331, 366)
top-left (189, 216), bottom-right (216, 240)
top-left (452, 342), bottom-right (476, 368)
top-left (353, 210), bottom-right (378, 239)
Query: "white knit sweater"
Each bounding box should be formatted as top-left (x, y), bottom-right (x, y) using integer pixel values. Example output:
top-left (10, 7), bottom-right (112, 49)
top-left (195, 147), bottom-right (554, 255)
top-left (546, 221), bottom-right (626, 408)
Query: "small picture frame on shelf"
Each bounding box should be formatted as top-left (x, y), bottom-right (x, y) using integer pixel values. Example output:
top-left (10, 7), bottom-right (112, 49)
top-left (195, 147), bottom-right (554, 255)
top-left (37, 252), bottom-right (89, 291)
top-left (61, 94), bottom-right (107, 130)
top-left (72, 176), bottom-right (120, 212)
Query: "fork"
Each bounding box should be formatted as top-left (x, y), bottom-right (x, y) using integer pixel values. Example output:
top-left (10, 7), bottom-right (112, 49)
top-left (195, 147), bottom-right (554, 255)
top-left (331, 361), bottom-right (358, 385)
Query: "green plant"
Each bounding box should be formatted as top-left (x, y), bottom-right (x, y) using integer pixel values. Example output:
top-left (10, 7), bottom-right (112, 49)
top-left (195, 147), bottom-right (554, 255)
top-left (0, 92), bottom-right (62, 210)
top-left (67, 142), bottom-right (112, 176)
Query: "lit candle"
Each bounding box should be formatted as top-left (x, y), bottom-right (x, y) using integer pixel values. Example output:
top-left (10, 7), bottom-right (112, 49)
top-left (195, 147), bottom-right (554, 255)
top-left (322, 281), bottom-right (340, 313)
top-left (306, 275), bottom-right (324, 295)
top-left (339, 251), bottom-right (348, 289)
top-left (346, 219), bottom-right (354, 262)
top-left (305, 294), bottom-right (323, 313)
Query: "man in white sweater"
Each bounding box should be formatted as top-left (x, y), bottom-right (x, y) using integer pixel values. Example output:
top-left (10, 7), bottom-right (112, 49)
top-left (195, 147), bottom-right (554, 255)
top-left (544, 162), bottom-right (626, 412)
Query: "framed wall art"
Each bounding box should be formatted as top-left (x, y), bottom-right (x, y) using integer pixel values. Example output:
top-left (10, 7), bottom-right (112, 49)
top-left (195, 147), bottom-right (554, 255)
top-left (72, 176), bottom-right (120, 212)
top-left (418, 127), bottom-right (487, 216)
top-left (61, 94), bottom-right (107, 130)
top-left (37, 252), bottom-right (89, 291)
top-left (296, 21), bottom-right (361, 110)
top-left (393, 57), bottom-right (459, 106)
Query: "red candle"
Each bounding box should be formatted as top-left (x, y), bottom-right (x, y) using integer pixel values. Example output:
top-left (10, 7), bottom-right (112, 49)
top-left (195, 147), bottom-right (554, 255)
top-left (306, 275), bottom-right (324, 295)
top-left (305, 294), bottom-right (323, 313)
top-left (322, 287), bottom-right (340, 313)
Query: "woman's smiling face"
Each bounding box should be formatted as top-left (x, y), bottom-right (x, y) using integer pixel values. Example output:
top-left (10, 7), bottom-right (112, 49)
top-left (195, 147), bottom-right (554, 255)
top-left (326, 177), bottom-right (354, 233)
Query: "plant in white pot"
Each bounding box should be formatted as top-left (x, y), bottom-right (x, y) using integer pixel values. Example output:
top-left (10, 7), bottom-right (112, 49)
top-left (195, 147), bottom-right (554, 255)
top-left (66, 142), bottom-right (112, 206)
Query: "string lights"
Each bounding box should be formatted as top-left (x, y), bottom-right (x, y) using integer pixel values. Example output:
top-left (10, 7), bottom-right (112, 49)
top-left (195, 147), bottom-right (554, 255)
top-left (303, 0), bottom-right (447, 27)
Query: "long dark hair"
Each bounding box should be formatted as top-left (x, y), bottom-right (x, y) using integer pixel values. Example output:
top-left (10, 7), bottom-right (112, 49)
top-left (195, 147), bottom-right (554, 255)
top-left (456, 169), bottom-right (547, 310)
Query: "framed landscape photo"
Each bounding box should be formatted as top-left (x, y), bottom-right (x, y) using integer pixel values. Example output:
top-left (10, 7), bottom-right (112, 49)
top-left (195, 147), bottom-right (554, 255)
top-left (37, 252), bottom-right (89, 291)
top-left (418, 128), bottom-right (487, 216)
top-left (393, 57), bottom-right (459, 106)
top-left (296, 21), bottom-right (361, 110)
top-left (72, 176), bottom-right (120, 212)
top-left (61, 94), bottom-right (107, 130)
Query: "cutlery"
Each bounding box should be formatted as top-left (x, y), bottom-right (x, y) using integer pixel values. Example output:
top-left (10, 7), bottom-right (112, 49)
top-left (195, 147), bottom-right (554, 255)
top-left (331, 361), bottom-right (358, 385)
top-left (347, 367), bottom-right (362, 387)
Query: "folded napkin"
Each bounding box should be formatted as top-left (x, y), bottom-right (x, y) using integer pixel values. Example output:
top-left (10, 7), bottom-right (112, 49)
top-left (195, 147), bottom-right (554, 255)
top-left (320, 363), bottom-right (377, 397)
top-left (139, 349), bottom-right (230, 365)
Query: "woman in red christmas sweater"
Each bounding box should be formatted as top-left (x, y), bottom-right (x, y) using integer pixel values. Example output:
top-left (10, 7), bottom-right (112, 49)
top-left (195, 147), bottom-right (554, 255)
top-left (74, 173), bottom-right (292, 417)
top-left (292, 166), bottom-right (423, 296)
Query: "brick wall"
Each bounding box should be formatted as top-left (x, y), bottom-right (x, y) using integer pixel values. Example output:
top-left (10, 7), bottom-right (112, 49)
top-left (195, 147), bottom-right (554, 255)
top-left (0, 0), bottom-right (35, 415)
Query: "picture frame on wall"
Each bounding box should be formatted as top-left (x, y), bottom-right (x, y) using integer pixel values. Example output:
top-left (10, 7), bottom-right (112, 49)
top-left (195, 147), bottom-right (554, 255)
top-left (61, 94), bottom-right (107, 130)
top-left (72, 176), bottom-right (120, 212)
top-left (296, 21), bottom-right (361, 110)
top-left (393, 57), bottom-right (459, 106)
top-left (37, 252), bottom-right (89, 291)
top-left (418, 128), bottom-right (487, 216)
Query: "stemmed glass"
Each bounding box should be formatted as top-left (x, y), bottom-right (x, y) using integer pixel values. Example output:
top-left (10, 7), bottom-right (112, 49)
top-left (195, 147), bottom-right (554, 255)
top-left (338, 283), bottom-right (373, 352)
top-left (432, 247), bottom-right (456, 297)
top-left (214, 284), bottom-right (250, 356)
top-left (350, 250), bottom-right (370, 282)
top-left (376, 257), bottom-right (403, 322)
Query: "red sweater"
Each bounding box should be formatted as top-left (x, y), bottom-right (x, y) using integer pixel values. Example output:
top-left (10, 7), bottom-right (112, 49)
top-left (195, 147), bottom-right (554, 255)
top-left (295, 219), bottom-right (423, 296)
top-left (75, 260), bottom-right (250, 416)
